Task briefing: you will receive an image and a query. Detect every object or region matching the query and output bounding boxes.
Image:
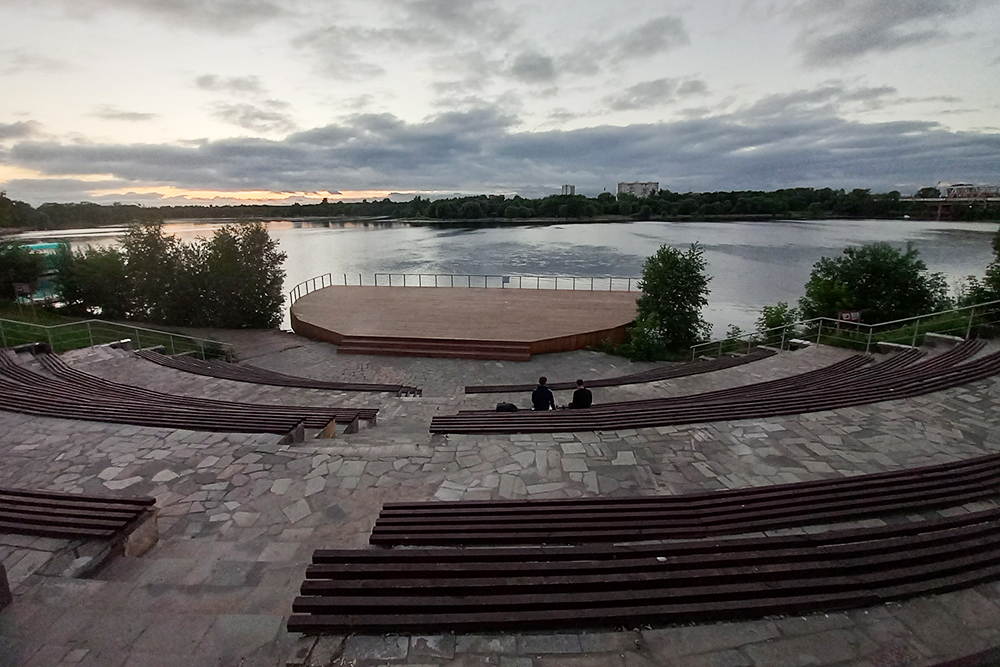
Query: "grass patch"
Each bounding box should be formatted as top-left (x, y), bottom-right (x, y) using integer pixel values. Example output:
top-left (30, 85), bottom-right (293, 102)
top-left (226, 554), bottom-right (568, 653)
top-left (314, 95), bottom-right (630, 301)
top-left (0, 301), bottom-right (231, 359)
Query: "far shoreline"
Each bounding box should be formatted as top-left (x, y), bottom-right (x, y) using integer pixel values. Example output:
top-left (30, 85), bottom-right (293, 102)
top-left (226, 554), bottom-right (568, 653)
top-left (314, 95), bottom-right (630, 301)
top-left (6, 212), bottom-right (994, 240)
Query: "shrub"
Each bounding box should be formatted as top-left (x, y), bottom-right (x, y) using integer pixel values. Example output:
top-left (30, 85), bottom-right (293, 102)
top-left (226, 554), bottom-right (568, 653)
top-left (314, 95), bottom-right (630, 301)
top-left (799, 242), bottom-right (950, 323)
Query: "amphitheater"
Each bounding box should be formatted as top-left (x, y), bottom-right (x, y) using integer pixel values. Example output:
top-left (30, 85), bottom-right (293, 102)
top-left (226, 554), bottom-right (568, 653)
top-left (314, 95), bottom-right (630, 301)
top-left (2, 327), bottom-right (1000, 667)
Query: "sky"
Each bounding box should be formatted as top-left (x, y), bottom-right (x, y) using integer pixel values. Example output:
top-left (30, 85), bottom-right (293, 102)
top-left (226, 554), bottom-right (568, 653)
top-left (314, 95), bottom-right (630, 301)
top-left (1, 0), bottom-right (999, 206)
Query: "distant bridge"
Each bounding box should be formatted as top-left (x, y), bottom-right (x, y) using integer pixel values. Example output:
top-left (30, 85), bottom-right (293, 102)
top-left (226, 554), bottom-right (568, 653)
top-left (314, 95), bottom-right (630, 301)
top-left (906, 183), bottom-right (1000, 219)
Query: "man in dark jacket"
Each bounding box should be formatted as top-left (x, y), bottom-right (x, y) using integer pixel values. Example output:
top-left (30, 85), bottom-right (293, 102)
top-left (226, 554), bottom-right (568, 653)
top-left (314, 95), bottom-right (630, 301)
top-left (531, 376), bottom-right (556, 410)
top-left (568, 379), bottom-right (593, 409)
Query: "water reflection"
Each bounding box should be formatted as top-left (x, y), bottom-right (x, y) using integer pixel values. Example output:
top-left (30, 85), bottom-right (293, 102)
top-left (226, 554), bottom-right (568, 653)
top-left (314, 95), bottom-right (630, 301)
top-left (11, 218), bottom-right (998, 335)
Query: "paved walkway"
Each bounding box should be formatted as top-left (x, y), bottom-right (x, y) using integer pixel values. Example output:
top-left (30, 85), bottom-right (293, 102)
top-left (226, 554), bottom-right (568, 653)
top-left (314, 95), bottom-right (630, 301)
top-left (1, 334), bottom-right (999, 666)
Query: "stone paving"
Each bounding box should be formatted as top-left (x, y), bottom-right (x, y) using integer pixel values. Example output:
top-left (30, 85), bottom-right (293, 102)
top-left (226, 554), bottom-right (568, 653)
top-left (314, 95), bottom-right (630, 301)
top-left (1, 333), bottom-right (1000, 666)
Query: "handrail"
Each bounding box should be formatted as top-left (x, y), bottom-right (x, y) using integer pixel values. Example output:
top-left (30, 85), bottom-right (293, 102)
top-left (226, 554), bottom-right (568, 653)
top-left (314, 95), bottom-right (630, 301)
top-left (288, 273), bottom-right (642, 306)
top-left (0, 317), bottom-right (234, 360)
top-left (691, 299), bottom-right (1000, 359)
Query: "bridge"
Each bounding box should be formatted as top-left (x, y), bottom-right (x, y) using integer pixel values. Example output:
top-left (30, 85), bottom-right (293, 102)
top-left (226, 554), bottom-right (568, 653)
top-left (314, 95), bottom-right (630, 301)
top-left (908, 183), bottom-right (1000, 220)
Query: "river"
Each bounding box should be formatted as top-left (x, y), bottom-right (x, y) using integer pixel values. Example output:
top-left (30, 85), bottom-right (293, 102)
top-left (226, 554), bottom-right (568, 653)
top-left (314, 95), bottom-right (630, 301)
top-left (13, 218), bottom-right (998, 335)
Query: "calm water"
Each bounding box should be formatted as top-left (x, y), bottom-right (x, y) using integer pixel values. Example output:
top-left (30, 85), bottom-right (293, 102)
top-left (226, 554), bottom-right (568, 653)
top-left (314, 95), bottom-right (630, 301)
top-left (15, 218), bottom-right (999, 334)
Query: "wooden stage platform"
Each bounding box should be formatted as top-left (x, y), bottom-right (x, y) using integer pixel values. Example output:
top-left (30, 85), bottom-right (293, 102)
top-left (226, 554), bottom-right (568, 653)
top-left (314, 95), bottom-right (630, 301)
top-left (289, 286), bottom-right (639, 360)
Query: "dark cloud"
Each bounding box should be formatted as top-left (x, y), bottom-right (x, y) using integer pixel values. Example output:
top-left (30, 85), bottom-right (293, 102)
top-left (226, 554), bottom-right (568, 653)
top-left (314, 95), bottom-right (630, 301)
top-left (195, 75), bottom-right (264, 94)
top-left (792, 0), bottom-right (989, 66)
top-left (738, 84), bottom-right (898, 119)
top-left (613, 16), bottom-right (690, 61)
top-left (212, 101), bottom-right (297, 134)
top-left (5, 99), bottom-right (999, 203)
top-left (0, 121), bottom-right (41, 140)
top-left (508, 52), bottom-right (557, 84)
top-left (0, 49), bottom-right (71, 76)
top-left (607, 78), bottom-right (708, 111)
top-left (90, 106), bottom-right (157, 122)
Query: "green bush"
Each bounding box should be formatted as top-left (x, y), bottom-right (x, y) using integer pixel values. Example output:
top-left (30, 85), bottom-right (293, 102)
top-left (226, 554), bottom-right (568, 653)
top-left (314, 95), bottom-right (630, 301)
top-left (0, 243), bottom-right (46, 300)
top-left (53, 222), bottom-right (286, 329)
top-left (799, 242), bottom-right (951, 323)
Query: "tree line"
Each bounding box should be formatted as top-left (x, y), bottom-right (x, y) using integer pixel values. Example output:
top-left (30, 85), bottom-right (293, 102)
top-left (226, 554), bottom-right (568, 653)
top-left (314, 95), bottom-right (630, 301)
top-left (0, 223), bottom-right (286, 329)
top-left (3, 186), bottom-right (996, 231)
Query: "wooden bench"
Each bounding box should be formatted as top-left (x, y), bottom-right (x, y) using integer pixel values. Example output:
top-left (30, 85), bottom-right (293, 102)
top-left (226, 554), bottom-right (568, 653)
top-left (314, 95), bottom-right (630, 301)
top-left (289, 507), bottom-right (1000, 634)
top-left (0, 351), bottom-right (378, 440)
top-left (0, 486), bottom-right (157, 544)
top-left (136, 348), bottom-right (421, 397)
top-left (0, 487), bottom-right (159, 581)
top-left (371, 453), bottom-right (1000, 545)
top-left (430, 340), bottom-right (996, 434)
top-left (464, 347), bottom-right (776, 394)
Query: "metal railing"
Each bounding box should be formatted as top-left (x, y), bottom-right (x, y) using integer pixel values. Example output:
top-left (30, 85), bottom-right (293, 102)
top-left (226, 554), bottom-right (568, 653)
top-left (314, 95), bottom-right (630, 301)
top-left (0, 317), bottom-right (234, 360)
top-left (289, 273), bottom-right (641, 305)
top-left (691, 299), bottom-right (1000, 359)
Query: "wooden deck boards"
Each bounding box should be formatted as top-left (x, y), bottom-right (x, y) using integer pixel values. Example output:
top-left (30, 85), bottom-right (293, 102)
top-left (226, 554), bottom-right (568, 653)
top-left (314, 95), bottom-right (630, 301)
top-left (289, 286), bottom-right (638, 358)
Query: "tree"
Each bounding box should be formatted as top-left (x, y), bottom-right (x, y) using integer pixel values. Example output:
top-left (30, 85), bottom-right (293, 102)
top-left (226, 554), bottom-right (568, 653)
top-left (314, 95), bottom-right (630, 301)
top-left (960, 224), bottom-right (1000, 305)
top-left (54, 244), bottom-right (132, 319)
top-left (0, 243), bottom-right (46, 300)
top-left (632, 243), bottom-right (712, 353)
top-left (756, 302), bottom-right (799, 346)
top-left (202, 222), bottom-right (286, 328)
top-left (799, 242), bottom-right (950, 323)
top-left (120, 224), bottom-right (184, 322)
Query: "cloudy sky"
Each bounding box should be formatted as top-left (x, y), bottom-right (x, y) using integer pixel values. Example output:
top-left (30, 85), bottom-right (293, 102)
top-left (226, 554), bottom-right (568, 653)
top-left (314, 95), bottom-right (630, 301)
top-left (1, 0), bottom-right (999, 205)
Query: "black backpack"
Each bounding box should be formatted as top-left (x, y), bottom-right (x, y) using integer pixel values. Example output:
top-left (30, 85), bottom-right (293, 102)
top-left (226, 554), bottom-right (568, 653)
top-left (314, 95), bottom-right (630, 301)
top-left (496, 402), bottom-right (519, 412)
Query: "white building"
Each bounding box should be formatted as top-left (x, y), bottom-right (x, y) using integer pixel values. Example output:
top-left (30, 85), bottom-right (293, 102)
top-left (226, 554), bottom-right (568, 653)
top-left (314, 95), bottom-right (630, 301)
top-left (561, 185), bottom-right (576, 196)
top-left (617, 182), bottom-right (659, 198)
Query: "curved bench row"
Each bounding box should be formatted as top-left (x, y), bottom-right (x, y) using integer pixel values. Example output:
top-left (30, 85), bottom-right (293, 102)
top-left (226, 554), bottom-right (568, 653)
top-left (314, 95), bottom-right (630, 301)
top-left (371, 453), bottom-right (1000, 545)
top-left (0, 351), bottom-right (377, 437)
top-left (290, 507), bottom-right (1000, 634)
top-left (464, 347), bottom-right (776, 393)
top-left (135, 349), bottom-right (421, 397)
top-left (430, 340), bottom-right (993, 434)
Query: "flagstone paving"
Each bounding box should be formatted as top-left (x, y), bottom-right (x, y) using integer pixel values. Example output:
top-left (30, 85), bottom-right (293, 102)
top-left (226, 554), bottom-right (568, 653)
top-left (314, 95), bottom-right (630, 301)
top-left (1, 335), bottom-right (1000, 666)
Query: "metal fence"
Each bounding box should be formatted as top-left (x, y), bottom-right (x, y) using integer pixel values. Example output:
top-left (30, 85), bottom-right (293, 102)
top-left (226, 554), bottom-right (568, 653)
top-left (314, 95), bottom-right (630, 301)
top-left (0, 317), bottom-right (234, 360)
top-left (289, 273), bottom-right (641, 305)
top-left (690, 299), bottom-right (1000, 359)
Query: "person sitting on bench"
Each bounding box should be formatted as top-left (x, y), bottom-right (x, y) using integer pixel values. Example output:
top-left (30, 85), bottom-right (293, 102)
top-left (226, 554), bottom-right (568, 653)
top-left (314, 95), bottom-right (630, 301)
top-left (531, 376), bottom-right (556, 411)
top-left (568, 379), bottom-right (593, 409)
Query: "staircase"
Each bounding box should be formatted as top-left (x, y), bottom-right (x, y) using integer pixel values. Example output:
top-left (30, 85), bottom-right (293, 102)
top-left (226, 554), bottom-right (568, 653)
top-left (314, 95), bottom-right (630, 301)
top-left (335, 336), bottom-right (532, 361)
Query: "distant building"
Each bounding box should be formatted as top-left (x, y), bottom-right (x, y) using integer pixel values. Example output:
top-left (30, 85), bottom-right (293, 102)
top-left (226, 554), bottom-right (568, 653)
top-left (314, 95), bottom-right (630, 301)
top-left (561, 185), bottom-right (576, 196)
top-left (617, 182), bottom-right (659, 198)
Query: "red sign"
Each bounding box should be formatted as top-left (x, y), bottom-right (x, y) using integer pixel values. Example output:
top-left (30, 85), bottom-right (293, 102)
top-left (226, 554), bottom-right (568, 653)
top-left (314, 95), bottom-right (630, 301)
top-left (838, 310), bottom-right (861, 322)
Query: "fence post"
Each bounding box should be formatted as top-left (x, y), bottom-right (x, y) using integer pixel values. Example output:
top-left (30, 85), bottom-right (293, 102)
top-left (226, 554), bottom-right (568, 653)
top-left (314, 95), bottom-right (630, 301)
top-left (87, 322), bottom-right (94, 347)
top-left (816, 320), bottom-right (823, 344)
top-left (912, 320), bottom-right (920, 347)
top-left (47, 327), bottom-right (54, 351)
top-left (780, 326), bottom-right (787, 351)
top-left (967, 306), bottom-right (976, 338)
top-left (169, 333), bottom-right (176, 355)
top-left (865, 329), bottom-right (873, 355)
